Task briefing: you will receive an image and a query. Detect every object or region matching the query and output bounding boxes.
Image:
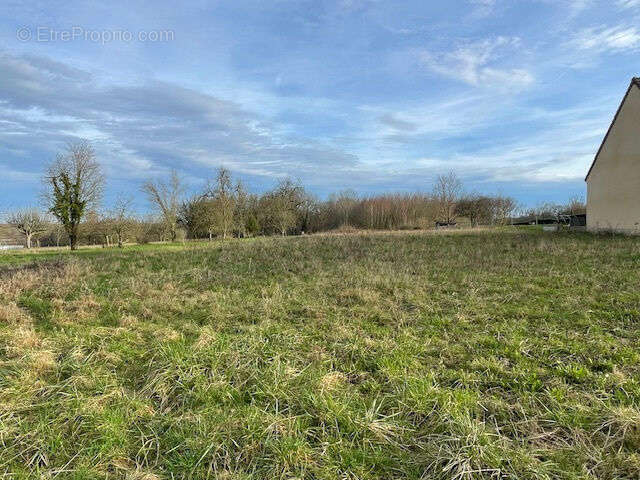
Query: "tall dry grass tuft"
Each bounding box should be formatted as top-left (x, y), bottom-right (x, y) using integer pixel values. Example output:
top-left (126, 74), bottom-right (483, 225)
top-left (0, 259), bottom-right (85, 299)
top-left (0, 302), bottom-right (32, 325)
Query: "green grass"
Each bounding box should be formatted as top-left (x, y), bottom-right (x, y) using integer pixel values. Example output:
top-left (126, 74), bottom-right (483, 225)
top-left (0, 242), bottom-right (190, 267)
top-left (1, 229), bottom-right (640, 479)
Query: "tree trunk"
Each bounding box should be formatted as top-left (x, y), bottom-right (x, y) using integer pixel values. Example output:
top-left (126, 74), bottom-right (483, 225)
top-left (70, 234), bottom-right (78, 250)
top-left (26, 233), bottom-right (32, 249)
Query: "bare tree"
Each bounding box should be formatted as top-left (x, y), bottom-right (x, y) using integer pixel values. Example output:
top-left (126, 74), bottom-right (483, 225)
top-left (81, 210), bottom-right (108, 246)
top-left (178, 170), bottom-right (248, 241)
top-left (298, 192), bottom-right (318, 234)
top-left (49, 222), bottom-right (66, 247)
top-left (44, 141), bottom-right (104, 250)
top-left (433, 172), bottom-right (462, 225)
top-left (331, 190), bottom-right (358, 227)
top-left (455, 195), bottom-right (494, 227)
top-left (206, 167), bottom-right (235, 239)
top-left (493, 196), bottom-right (518, 225)
top-left (108, 195), bottom-right (135, 247)
top-left (526, 202), bottom-right (561, 225)
top-left (263, 179), bottom-right (305, 236)
top-left (142, 170), bottom-right (183, 242)
top-left (234, 181), bottom-right (250, 238)
top-left (132, 215), bottom-right (165, 244)
top-left (564, 196), bottom-right (586, 215)
top-left (8, 209), bottom-right (49, 249)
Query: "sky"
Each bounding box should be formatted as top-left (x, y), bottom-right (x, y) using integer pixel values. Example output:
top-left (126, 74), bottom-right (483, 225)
top-left (0, 0), bottom-right (638, 211)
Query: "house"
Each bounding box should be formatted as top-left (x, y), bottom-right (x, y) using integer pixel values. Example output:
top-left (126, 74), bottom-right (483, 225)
top-left (586, 77), bottom-right (640, 233)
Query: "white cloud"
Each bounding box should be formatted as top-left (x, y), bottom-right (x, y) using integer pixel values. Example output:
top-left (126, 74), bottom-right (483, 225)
top-left (355, 87), bottom-right (617, 186)
top-left (571, 26), bottom-right (640, 52)
top-left (418, 37), bottom-right (534, 89)
top-left (0, 52), bottom-right (361, 187)
top-left (617, 0), bottom-right (640, 8)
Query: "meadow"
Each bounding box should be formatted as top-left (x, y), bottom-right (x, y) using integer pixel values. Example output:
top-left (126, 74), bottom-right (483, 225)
top-left (1, 228), bottom-right (640, 479)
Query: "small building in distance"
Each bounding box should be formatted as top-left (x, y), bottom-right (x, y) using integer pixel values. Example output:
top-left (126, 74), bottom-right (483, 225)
top-left (512, 215), bottom-right (557, 226)
top-left (511, 213), bottom-right (585, 228)
top-left (586, 77), bottom-right (640, 233)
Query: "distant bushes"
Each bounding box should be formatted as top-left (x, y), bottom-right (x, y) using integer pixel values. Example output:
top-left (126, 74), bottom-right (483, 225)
top-left (311, 193), bottom-right (433, 231)
top-left (173, 170), bottom-right (519, 239)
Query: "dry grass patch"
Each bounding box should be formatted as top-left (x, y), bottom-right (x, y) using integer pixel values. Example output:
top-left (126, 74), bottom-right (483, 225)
top-left (0, 301), bottom-right (32, 325)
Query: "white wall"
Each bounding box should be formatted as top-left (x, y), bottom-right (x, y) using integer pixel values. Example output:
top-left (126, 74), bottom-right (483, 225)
top-left (587, 84), bottom-right (640, 233)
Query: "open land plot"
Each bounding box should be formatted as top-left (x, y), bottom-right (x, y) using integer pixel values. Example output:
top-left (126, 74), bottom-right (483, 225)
top-left (1, 229), bottom-right (640, 479)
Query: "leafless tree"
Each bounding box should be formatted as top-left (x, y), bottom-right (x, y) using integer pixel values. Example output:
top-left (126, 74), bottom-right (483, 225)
top-left (565, 196), bottom-right (586, 215)
top-left (526, 202), bottom-right (561, 224)
top-left (81, 210), bottom-right (108, 246)
top-left (108, 195), bottom-right (135, 247)
top-left (206, 167), bottom-right (235, 239)
top-left (49, 222), bottom-right (66, 247)
top-left (492, 196), bottom-right (518, 225)
top-left (298, 192), bottom-right (318, 234)
top-left (142, 170), bottom-right (183, 242)
top-left (331, 190), bottom-right (358, 227)
top-left (7, 209), bottom-right (49, 248)
top-left (43, 141), bottom-right (104, 250)
top-left (234, 181), bottom-right (250, 238)
top-left (263, 179), bottom-right (305, 236)
top-left (455, 195), bottom-right (494, 227)
top-left (433, 172), bottom-right (462, 225)
top-left (132, 215), bottom-right (164, 244)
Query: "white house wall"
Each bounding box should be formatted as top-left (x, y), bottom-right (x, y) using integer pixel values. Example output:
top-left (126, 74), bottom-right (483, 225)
top-left (587, 84), bottom-right (640, 233)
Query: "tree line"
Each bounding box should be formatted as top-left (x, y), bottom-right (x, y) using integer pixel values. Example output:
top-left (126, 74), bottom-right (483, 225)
top-left (3, 141), bottom-right (582, 250)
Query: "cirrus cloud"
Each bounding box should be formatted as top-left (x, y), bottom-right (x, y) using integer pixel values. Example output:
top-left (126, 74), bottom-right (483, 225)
top-left (570, 25), bottom-right (640, 52)
top-left (417, 37), bottom-right (534, 89)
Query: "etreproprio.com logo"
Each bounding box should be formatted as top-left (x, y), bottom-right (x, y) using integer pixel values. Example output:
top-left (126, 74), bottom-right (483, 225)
top-left (17, 26), bottom-right (175, 44)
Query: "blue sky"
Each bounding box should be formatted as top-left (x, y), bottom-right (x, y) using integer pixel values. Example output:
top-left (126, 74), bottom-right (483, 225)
top-left (0, 0), bottom-right (638, 211)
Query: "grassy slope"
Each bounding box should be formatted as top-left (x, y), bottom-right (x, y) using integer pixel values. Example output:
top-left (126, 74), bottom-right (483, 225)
top-left (1, 229), bottom-right (640, 479)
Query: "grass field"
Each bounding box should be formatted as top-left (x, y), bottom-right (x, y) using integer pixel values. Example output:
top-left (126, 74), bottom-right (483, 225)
top-left (1, 229), bottom-right (640, 479)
